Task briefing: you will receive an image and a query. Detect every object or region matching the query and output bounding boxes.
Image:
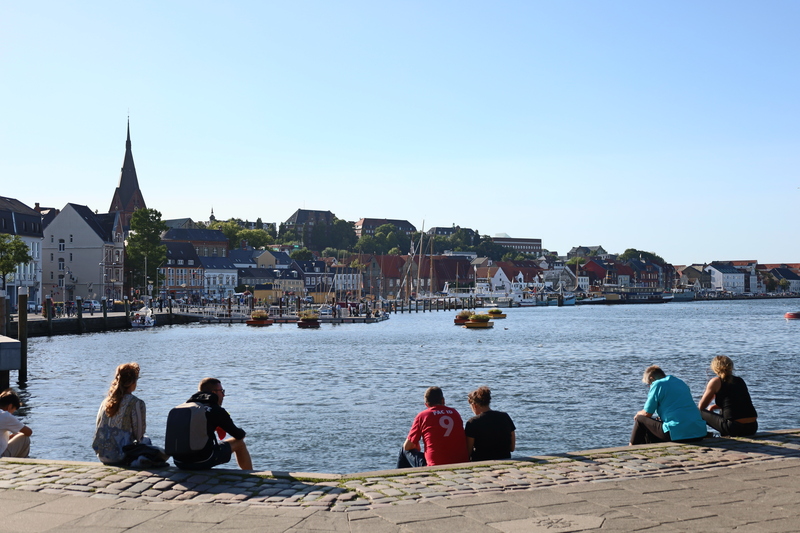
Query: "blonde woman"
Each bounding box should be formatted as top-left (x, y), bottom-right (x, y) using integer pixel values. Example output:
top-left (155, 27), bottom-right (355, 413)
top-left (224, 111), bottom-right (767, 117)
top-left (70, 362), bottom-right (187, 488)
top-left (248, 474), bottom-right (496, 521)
top-left (92, 363), bottom-right (146, 464)
top-left (698, 356), bottom-right (758, 437)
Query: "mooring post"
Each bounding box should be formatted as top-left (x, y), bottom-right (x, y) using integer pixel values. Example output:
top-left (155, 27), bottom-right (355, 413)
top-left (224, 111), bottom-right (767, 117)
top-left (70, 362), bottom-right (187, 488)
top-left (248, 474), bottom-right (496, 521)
top-left (17, 288), bottom-right (27, 385)
top-left (76, 296), bottom-right (84, 334)
top-left (45, 295), bottom-right (53, 336)
top-left (101, 297), bottom-right (108, 331)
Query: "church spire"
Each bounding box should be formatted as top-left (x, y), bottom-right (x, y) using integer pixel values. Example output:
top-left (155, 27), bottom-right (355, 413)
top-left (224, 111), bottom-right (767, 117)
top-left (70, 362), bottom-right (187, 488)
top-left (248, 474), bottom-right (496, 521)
top-left (109, 118), bottom-right (147, 227)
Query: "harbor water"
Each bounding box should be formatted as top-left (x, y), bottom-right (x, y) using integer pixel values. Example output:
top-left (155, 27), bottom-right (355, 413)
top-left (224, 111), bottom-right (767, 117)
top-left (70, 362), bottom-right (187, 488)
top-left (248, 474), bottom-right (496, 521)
top-left (16, 298), bottom-right (800, 474)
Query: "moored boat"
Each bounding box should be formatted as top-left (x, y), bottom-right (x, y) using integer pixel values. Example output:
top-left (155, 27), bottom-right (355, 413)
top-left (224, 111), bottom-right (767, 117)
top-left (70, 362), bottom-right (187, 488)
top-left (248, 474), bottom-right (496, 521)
top-left (785, 311), bottom-right (800, 320)
top-left (131, 307), bottom-right (156, 328)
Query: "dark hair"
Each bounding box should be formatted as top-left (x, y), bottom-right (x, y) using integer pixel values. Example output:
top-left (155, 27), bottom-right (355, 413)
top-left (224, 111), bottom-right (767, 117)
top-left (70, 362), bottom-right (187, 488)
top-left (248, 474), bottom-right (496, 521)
top-left (424, 386), bottom-right (444, 406)
top-left (468, 386), bottom-right (492, 407)
top-left (199, 377), bottom-right (221, 393)
top-left (104, 363), bottom-right (140, 417)
top-left (0, 389), bottom-right (21, 410)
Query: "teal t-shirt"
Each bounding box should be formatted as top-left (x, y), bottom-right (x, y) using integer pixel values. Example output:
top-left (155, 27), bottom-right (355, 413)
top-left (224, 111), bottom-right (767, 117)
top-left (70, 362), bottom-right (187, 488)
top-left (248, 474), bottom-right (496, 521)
top-left (643, 375), bottom-right (707, 441)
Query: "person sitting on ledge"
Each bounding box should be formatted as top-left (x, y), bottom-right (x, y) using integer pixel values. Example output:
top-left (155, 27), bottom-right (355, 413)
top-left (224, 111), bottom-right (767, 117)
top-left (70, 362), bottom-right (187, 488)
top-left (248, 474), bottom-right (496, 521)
top-left (630, 365), bottom-right (707, 445)
top-left (397, 386), bottom-right (468, 468)
top-left (1, 389), bottom-right (32, 458)
top-left (698, 355), bottom-right (758, 437)
top-left (165, 378), bottom-right (252, 470)
top-left (465, 386), bottom-right (516, 461)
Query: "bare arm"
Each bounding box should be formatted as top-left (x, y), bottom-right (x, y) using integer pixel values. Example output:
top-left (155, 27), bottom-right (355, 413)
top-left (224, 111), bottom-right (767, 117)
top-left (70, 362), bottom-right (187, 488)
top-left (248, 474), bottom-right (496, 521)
top-left (466, 436), bottom-right (475, 457)
top-left (19, 425), bottom-right (32, 437)
top-left (509, 431), bottom-right (516, 452)
top-left (403, 438), bottom-right (419, 451)
top-left (635, 410), bottom-right (653, 419)
top-left (698, 377), bottom-right (722, 411)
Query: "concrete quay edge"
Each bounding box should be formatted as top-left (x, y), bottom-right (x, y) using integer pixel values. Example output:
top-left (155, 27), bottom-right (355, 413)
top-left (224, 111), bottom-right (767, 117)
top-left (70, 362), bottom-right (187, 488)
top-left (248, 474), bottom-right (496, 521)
top-left (4, 430), bottom-right (800, 532)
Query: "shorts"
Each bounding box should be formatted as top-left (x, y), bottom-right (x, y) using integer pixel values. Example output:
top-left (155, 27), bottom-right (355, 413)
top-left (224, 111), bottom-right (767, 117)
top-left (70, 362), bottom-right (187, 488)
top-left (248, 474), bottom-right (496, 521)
top-left (174, 441), bottom-right (232, 470)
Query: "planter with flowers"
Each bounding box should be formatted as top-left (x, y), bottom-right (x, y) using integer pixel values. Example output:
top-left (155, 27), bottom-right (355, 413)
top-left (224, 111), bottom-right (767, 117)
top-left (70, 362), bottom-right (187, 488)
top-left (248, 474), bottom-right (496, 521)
top-left (464, 313), bottom-right (494, 329)
top-left (297, 310), bottom-right (321, 328)
top-left (487, 308), bottom-right (507, 319)
top-left (454, 309), bottom-right (472, 325)
top-left (246, 309), bottom-right (273, 327)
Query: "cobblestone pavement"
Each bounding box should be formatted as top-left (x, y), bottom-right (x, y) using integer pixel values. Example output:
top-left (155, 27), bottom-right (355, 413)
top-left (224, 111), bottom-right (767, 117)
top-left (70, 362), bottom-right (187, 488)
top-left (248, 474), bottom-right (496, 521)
top-left (2, 430), bottom-right (799, 513)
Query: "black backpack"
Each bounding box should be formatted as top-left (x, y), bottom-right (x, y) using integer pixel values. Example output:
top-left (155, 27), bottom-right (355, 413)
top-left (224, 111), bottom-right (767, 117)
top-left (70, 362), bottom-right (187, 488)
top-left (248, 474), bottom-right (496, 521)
top-left (164, 401), bottom-right (212, 456)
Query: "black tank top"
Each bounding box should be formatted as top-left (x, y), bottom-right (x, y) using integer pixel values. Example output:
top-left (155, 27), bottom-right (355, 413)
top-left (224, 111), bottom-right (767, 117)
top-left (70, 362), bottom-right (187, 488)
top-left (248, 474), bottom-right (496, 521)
top-left (716, 376), bottom-right (757, 420)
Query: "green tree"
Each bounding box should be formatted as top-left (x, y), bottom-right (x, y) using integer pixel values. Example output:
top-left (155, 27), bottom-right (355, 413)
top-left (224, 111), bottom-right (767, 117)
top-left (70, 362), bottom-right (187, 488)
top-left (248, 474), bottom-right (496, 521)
top-left (290, 248), bottom-right (313, 261)
top-left (0, 234), bottom-right (33, 291)
top-left (239, 229), bottom-right (273, 249)
top-left (778, 278), bottom-right (790, 292)
top-left (618, 248), bottom-right (666, 266)
top-left (387, 247), bottom-right (402, 255)
top-left (126, 208), bottom-right (168, 296)
top-left (209, 219), bottom-right (244, 248)
top-left (321, 247), bottom-right (341, 258)
top-left (355, 235), bottom-right (379, 254)
top-left (330, 219), bottom-right (357, 250)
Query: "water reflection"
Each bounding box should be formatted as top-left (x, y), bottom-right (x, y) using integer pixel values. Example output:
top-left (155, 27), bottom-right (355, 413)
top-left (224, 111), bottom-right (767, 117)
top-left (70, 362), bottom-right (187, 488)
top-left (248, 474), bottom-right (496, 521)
top-left (17, 298), bottom-right (800, 473)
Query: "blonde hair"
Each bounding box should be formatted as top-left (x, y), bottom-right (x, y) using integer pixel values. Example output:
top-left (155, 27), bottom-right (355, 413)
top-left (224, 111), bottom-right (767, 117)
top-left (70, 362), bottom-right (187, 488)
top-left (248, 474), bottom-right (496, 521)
top-left (104, 363), bottom-right (140, 417)
top-left (711, 356), bottom-right (734, 383)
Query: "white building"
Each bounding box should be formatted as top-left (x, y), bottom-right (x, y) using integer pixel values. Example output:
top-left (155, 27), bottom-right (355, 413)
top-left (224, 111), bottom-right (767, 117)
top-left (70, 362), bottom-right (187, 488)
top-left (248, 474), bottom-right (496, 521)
top-left (0, 197), bottom-right (43, 309)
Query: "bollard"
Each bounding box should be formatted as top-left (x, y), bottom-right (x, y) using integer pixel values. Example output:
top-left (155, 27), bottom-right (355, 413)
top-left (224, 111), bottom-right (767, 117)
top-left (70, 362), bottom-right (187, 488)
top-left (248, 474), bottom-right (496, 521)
top-left (101, 297), bottom-right (108, 331)
top-left (45, 296), bottom-right (53, 336)
top-left (17, 289), bottom-right (27, 384)
top-left (76, 296), bottom-right (84, 334)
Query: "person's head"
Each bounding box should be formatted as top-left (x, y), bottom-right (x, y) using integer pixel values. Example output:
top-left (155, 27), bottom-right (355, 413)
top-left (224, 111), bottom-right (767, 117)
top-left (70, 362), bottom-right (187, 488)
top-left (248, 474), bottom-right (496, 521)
top-left (468, 386), bottom-right (491, 408)
top-left (104, 362), bottom-right (140, 417)
top-left (0, 389), bottom-right (22, 413)
top-left (642, 365), bottom-right (666, 385)
top-left (711, 356), bottom-right (734, 382)
top-left (199, 377), bottom-right (225, 404)
top-left (424, 386), bottom-right (445, 407)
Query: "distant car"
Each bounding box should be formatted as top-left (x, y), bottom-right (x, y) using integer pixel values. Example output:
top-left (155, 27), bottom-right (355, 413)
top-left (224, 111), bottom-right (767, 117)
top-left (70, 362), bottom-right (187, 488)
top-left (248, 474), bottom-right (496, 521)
top-left (83, 300), bottom-right (101, 311)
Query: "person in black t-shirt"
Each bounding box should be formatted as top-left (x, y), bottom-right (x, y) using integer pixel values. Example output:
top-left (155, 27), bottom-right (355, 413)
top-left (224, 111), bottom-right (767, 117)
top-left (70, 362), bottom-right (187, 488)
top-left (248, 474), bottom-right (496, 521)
top-left (698, 356), bottom-right (758, 437)
top-left (465, 386), bottom-right (516, 461)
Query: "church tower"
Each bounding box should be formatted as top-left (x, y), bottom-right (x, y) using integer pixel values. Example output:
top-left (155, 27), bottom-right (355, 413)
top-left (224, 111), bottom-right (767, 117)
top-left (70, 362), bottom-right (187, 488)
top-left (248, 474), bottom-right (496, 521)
top-left (109, 118), bottom-right (147, 228)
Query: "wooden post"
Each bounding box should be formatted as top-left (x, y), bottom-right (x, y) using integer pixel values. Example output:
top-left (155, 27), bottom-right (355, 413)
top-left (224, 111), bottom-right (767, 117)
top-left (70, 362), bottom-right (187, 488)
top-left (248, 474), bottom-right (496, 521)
top-left (0, 292), bottom-right (7, 390)
top-left (76, 296), bottom-right (84, 334)
top-left (45, 296), bottom-right (53, 336)
top-left (101, 297), bottom-right (108, 331)
top-left (16, 289), bottom-right (27, 384)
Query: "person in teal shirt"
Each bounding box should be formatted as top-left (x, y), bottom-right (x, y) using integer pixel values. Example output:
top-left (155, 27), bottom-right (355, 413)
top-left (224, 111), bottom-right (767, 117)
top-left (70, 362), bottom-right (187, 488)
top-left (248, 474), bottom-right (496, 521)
top-left (630, 365), bottom-right (707, 445)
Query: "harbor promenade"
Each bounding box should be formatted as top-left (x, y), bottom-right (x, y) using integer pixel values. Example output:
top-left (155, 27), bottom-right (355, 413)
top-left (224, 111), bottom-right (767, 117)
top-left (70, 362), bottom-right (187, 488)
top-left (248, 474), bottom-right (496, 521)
top-left (3, 430), bottom-right (800, 532)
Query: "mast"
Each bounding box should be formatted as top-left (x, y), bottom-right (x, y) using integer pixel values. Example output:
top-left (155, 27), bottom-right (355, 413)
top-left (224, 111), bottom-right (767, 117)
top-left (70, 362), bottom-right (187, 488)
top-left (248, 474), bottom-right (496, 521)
top-left (414, 220), bottom-right (424, 300)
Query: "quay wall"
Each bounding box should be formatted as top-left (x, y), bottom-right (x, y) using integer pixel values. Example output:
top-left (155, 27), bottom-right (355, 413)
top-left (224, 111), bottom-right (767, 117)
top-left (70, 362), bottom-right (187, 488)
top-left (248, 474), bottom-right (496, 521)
top-left (4, 313), bottom-right (200, 339)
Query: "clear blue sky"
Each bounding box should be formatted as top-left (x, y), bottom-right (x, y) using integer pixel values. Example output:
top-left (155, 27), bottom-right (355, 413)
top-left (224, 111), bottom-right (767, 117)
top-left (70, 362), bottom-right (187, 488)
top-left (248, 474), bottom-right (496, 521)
top-left (2, 1), bottom-right (798, 265)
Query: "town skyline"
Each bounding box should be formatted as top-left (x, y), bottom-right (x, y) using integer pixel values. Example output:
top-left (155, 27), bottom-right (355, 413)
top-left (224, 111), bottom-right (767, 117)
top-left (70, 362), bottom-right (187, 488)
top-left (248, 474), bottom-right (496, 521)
top-left (2, 2), bottom-right (798, 266)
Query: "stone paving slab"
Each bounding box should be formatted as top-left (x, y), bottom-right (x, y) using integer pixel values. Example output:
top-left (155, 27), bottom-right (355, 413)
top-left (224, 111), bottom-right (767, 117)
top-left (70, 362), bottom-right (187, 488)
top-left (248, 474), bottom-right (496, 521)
top-left (2, 430), bottom-right (800, 531)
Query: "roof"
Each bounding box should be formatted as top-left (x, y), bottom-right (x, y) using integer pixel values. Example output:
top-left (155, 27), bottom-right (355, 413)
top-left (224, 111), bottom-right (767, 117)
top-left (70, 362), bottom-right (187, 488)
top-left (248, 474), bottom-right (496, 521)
top-left (228, 249), bottom-right (258, 265)
top-left (284, 209), bottom-right (335, 226)
top-left (108, 119), bottom-right (146, 214)
top-left (0, 196), bottom-right (43, 237)
top-left (67, 203), bottom-right (117, 242)
top-left (707, 262), bottom-right (742, 274)
top-left (771, 267), bottom-right (800, 281)
top-left (165, 242), bottom-right (200, 262)
top-left (162, 227), bottom-right (228, 243)
top-left (199, 256), bottom-right (237, 270)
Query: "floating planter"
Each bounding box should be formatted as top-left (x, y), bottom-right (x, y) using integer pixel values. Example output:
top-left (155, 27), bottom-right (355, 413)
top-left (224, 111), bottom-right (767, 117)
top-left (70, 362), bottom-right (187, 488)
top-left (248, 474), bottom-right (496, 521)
top-left (297, 310), bottom-right (321, 328)
top-left (464, 314), bottom-right (494, 329)
top-left (454, 310), bottom-right (472, 325)
top-left (246, 310), bottom-right (273, 327)
top-left (487, 308), bottom-right (507, 319)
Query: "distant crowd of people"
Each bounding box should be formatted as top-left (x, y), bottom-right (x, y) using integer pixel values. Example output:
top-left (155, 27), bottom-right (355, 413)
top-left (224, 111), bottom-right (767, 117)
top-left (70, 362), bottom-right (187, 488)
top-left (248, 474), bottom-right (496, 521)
top-left (1, 355), bottom-right (758, 472)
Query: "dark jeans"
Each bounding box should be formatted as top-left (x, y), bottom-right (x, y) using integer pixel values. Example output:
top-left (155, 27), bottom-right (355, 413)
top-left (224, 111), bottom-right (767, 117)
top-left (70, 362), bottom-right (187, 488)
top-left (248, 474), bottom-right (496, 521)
top-left (701, 409), bottom-right (758, 437)
top-left (397, 448), bottom-right (427, 469)
top-left (630, 414), bottom-right (670, 445)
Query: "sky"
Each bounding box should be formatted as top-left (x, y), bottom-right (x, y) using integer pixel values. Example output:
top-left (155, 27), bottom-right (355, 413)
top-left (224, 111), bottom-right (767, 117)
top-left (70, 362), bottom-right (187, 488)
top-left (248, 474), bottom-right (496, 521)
top-left (2, 1), bottom-right (798, 265)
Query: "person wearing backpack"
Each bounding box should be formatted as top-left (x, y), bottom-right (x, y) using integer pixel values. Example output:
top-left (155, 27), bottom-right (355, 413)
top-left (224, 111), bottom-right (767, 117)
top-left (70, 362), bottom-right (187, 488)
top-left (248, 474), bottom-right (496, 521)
top-left (165, 378), bottom-right (252, 470)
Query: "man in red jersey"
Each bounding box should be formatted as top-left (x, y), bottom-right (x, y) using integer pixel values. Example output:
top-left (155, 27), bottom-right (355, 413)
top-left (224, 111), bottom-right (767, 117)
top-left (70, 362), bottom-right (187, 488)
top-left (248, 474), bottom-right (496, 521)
top-left (397, 386), bottom-right (468, 468)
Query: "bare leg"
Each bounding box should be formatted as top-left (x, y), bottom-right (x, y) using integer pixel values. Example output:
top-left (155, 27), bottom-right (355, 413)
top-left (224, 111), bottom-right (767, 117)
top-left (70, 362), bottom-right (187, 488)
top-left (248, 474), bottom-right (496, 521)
top-left (227, 438), bottom-right (253, 470)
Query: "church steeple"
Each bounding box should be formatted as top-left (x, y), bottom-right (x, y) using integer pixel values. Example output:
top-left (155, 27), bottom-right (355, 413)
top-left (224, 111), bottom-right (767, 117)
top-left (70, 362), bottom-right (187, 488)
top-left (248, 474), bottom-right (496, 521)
top-left (109, 118), bottom-right (146, 228)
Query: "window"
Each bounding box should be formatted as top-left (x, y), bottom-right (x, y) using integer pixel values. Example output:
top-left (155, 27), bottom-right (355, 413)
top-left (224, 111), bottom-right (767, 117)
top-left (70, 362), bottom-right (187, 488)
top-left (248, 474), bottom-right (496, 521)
top-left (58, 239), bottom-right (65, 252)
top-left (50, 253), bottom-right (53, 262)
top-left (188, 260), bottom-right (194, 266)
top-left (51, 235), bottom-right (54, 243)
top-left (69, 253), bottom-right (73, 262)
top-left (58, 259), bottom-right (65, 271)
top-left (177, 260), bottom-right (184, 265)
top-left (69, 234), bottom-right (73, 242)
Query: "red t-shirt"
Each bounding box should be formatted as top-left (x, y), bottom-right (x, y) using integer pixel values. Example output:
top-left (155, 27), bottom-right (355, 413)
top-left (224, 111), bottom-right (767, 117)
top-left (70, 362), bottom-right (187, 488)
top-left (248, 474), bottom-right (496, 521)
top-left (407, 405), bottom-right (468, 466)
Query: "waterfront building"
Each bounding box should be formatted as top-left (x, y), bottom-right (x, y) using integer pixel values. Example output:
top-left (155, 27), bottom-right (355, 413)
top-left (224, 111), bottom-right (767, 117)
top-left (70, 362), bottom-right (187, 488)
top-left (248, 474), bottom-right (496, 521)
top-left (567, 245), bottom-right (608, 260)
top-left (294, 260), bottom-right (334, 299)
top-left (705, 262), bottom-right (746, 294)
top-left (491, 234), bottom-right (542, 255)
top-left (354, 218), bottom-right (416, 239)
top-left (768, 267), bottom-right (800, 293)
top-left (161, 227), bottom-right (229, 258)
top-left (42, 203), bottom-right (125, 303)
top-left (199, 256), bottom-right (238, 302)
top-left (0, 196), bottom-right (43, 309)
top-left (159, 242), bottom-right (203, 301)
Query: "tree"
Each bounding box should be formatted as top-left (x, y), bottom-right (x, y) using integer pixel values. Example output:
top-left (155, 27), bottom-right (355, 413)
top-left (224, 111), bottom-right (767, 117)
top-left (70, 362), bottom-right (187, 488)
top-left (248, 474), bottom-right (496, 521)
top-left (239, 229), bottom-right (273, 249)
top-left (0, 234), bottom-right (33, 291)
top-left (618, 248), bottom-right (666, 266)
top-left (209, 219), bottom-right (244, 248)
top-left (778, 278), bottom-right (790, 292)
top-left (126, 208), bottom-right (168, 296)
top-left (290, 248), bottom-right (313, 261)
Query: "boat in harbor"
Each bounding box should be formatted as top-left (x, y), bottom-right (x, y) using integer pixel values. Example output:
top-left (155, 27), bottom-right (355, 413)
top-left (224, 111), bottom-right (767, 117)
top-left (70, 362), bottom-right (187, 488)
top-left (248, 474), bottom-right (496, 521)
top-left (131, 307), bottom-right (156, 328)
top-left (785, 311), bottom-right (800, 320)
